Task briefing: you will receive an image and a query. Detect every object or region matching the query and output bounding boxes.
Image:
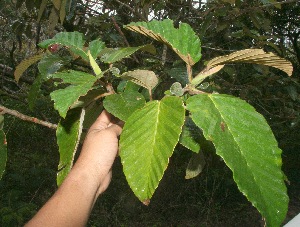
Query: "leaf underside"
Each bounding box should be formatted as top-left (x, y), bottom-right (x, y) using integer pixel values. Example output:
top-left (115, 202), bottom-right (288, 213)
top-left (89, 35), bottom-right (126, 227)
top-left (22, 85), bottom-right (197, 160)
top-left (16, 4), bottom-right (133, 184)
top-left (120, 96), bottom-right (185, 202)
top-left (192, 48), bottom-right (293, 85)
top-left (207, 49), bottom-right (293, 76)
top-left (121, 70), bottom-right (158, 91)
top-left (56, 108), bottom-right (85, 186)
top-left (125, 19), bottom-right (201, 66)
top-left (186, 94), bottom-right (288, 227)
top-left (14, 53), bottom-right (44, 82)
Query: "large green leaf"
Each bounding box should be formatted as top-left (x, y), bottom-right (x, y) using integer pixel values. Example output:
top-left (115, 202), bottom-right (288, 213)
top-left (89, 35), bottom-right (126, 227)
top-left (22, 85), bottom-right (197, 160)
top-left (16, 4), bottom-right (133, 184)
top-left (39, 32), bottom-right (88, 61)
top-left (120, 96), bottom-right (185, 203)
top-left (125, 19), bottom-right (201, 66)
top-left (56, 108), bottom-right (85, 186)
top-left (0, 115), bottom-right (7, 180)
top-left (50, 70), bottom-right (97, 118)
top-left (103, 91), bottom-right (146, 122)
top-left (186, 94), bottom-right (288, 227)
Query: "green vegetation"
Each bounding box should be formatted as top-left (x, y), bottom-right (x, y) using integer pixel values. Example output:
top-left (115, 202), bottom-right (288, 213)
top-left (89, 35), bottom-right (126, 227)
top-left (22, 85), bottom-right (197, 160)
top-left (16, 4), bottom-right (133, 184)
top-left (1, 0), bottom-right (299, 226)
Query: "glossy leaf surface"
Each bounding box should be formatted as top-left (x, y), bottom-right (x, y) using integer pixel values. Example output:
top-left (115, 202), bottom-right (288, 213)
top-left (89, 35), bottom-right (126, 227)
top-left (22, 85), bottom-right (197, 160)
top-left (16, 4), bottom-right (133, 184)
top-left (186, 94), bottom-right (288, 227)
top-left (50, 70), bottom-right (97, 118)
top-left (120, 96), bottom-right (185, 202)
top-left (125, 19), bottom-right (201, 65)
top-left (38, 54), bottom-right (66, 78)
top-left (56, 108), bottom-right (85, 186)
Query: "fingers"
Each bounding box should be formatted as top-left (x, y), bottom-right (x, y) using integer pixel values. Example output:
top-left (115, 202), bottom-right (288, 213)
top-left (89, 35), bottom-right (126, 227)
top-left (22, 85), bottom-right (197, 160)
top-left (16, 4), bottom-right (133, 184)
top-left (96, 110), bottom-right (112, 125)
top-left (88, 110), bottom-right (124, 135)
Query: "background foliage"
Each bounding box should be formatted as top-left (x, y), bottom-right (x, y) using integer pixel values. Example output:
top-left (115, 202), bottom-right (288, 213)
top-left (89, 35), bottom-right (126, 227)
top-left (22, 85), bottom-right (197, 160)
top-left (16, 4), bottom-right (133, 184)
top-left (0, 0), bottom-right (299, 226)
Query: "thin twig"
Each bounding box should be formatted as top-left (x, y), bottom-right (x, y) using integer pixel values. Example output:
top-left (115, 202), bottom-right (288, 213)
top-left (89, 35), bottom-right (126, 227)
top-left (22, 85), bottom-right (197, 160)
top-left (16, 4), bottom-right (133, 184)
top-left (111, 16), bottom-right (140, 63)
top-left (202, 46), bottom-right (237, 52)
top-left (0, 105), bottom-right (57, 129)
top-left (114, 0), bottom-right (147, 21)
top-left (187, 64), bottom-right (193, 82)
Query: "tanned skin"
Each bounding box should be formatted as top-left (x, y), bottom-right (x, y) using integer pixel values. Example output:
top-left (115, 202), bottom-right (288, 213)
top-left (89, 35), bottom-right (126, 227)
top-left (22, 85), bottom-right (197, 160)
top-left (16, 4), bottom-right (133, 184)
top-left (25, 110), bottom-right (123, 227)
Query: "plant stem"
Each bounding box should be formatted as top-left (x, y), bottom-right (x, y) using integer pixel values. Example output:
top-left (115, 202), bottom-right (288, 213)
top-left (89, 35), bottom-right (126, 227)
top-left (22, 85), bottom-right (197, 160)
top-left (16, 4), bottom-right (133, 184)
top-left (187, 64), bottom-right (193, 82)
top-left (0, 105), bottom-right (57, 129)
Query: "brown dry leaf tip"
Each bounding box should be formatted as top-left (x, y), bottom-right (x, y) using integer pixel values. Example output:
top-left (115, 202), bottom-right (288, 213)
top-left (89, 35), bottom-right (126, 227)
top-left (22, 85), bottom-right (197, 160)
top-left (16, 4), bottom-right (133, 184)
top-left (142, 199), bottom-right (150, 206)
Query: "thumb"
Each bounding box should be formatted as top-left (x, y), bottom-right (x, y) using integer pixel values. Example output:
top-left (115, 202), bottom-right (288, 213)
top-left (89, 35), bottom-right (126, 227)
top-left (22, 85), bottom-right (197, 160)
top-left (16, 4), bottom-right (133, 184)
top-left (106, 122), bottom-right (123, 137)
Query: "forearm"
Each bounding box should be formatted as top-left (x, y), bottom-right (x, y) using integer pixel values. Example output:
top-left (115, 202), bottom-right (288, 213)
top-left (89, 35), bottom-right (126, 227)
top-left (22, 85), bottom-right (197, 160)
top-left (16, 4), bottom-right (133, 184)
top-left (25, 111), bottom-right (122, 227)
top-left (25, 162), bottom-right (102, 227)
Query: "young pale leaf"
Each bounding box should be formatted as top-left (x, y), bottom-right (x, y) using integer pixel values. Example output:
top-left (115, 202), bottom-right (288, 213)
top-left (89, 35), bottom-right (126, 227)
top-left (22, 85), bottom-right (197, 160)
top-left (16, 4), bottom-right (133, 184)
top-left (170, 82), bottom-right (184, 96)
top-left (0, 115), bottom-right (7, 180)
top-left (103, 91), bottom-right (145, 122)
top-left (56, 108), bottom-right (85, 186)
top-left (39, 32), bottom-right (88, 61)
top-left (88, 51), bottom-right (102, 77)
top-left (192, 49), bottom-right (293, 85)
top-left (121, 70), bottom-right (158, 91)
top-left (101, 46), bottom-right (149, 64)
top-left (120, 96), bottom-right (185, 202)
top-left (186, 94), bottom-right (288, 227)
top-left (185, 151), bottom-right (206, 180)
top-left (125, 19), bottom-right (201, 66)
top-left (14, 53), bottom-right (44, 82)
top-left (50, 70), bottom-right (97, 118)
top-left (179, 117), bottom-right (201, 153)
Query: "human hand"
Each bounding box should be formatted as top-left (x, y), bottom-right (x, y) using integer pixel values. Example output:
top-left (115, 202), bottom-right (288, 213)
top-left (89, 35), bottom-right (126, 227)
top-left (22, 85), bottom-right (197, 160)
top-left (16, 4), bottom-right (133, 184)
top-left (75, 110), bottom-right (123, 195)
